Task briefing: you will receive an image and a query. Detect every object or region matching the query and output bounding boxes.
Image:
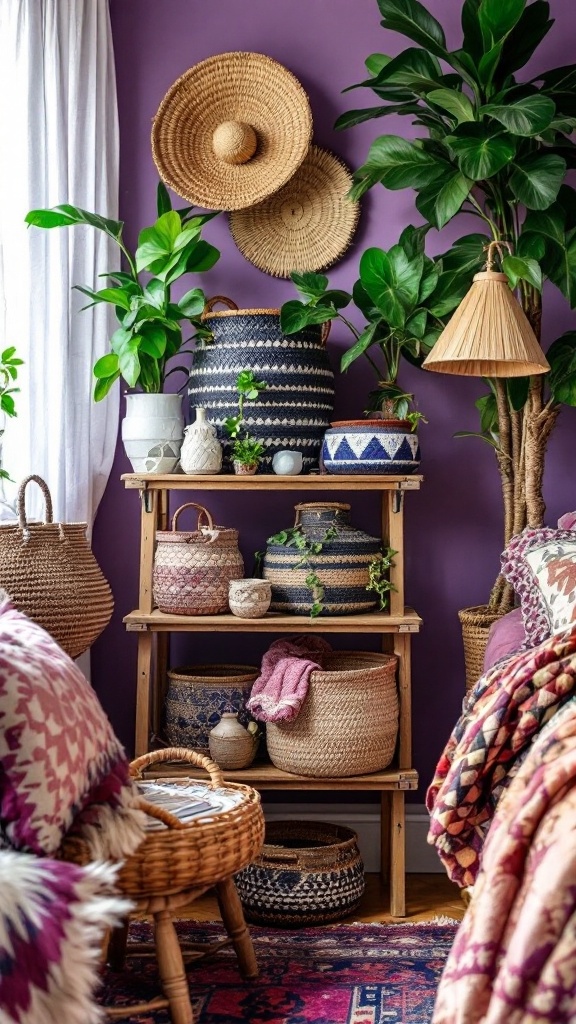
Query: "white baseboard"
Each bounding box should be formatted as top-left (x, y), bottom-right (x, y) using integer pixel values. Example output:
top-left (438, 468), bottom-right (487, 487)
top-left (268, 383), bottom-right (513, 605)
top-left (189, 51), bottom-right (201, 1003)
top-left (264, 802), bottom-right (443, 873)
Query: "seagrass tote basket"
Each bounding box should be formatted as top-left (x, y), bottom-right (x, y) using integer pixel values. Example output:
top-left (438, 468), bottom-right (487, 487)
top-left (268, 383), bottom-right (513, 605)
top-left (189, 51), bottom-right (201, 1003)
top-left (153, 501), bottom-right (244, 615)
top-left (266, 651), bottom-right (399, 777)
top-left (459, 604), bottom-right (503, 691)
top-left (60, 748), bottom-right (265, 897)
top-left (0, 475), bottom-right (113, 658)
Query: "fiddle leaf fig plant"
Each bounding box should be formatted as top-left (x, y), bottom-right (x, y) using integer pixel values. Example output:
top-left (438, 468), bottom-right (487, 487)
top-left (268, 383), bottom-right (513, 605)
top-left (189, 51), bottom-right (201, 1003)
top-left (25, 183), bottom-right (220, 401)
top-left (336, 0), bottom-right (576, 614)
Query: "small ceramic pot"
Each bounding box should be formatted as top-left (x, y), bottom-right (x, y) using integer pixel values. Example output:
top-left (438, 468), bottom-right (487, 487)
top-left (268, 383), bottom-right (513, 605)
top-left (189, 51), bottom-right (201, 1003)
top-left (208, 712), bottom-right (259, 769)
top-left (233, 461), bottom-right (258, 475)
top-left (272, 450), bottom-right (303, 475)
top-left (229, 578), bottom-right (272, 618)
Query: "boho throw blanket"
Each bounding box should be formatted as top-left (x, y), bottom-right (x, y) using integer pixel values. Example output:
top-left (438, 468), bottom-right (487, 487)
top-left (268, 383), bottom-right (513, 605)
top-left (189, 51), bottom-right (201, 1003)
top-left (432, 698), bottom-right (576, 1024)
top-left (246, 635), bottom-right (332, 722)
top-left (426, 623), bottom-right (576, 887)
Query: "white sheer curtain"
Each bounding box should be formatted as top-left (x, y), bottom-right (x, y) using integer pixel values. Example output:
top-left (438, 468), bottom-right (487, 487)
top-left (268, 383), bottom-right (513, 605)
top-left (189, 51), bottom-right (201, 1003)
top-left (0, 0), bottom-right (120, 526)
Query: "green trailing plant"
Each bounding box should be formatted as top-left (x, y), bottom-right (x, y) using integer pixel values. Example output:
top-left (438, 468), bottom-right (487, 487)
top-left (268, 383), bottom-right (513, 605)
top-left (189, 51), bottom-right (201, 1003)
top-left (266, 523), bottom-right (339, 617)
top-left (366, 548), bottom-right (398, 610)
top-left (223, 370), bottom-right (267, 468)
top-left (0, 346), bottom-right (23, 483)
top-left (335, 0), bottom-right (576, 614)
top-left (25, 183), bottom-right (220, 401)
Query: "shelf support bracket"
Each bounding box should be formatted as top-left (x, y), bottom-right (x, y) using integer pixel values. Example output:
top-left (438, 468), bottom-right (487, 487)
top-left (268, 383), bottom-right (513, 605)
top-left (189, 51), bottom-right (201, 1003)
top-left (393, 491), bottom-right (403, 514)
top-left (142, 488), bottom-right (153, 514)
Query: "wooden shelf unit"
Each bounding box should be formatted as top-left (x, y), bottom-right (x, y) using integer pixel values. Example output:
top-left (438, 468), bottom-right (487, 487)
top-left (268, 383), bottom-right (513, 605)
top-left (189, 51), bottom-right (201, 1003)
top-left (122, 472), bottom-right (422, 917)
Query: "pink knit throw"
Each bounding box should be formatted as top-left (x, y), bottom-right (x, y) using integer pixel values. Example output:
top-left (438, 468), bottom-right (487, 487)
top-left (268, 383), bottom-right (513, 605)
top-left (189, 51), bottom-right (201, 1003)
top-left (246, 635), bottom-right (332, 723)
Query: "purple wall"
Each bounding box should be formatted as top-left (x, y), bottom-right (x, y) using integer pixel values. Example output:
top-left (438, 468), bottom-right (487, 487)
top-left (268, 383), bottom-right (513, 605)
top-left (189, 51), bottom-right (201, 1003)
top-left (94, 0), bottom-right (576, 797)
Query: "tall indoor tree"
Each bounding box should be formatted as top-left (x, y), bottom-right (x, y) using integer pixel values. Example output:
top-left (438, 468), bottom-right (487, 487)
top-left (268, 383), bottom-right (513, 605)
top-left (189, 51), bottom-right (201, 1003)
top-left (337, 0), bottom-right (576, 614)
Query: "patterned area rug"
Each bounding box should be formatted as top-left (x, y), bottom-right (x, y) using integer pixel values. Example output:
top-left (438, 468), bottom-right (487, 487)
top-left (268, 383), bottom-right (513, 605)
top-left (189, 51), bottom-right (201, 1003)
top-left (101, 919), bottom-right (457, 1023)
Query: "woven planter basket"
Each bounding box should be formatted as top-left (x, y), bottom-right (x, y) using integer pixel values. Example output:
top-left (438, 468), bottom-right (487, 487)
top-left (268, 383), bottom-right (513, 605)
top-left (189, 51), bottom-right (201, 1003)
top-left (235, 820), bottom-right (365, 926)
top-left (266, 651), bottom-right (398, 777)
top-left (153, 502), bottom-right (244, 615)
top-left (60, 748), bottom-right (265, 897)
top-left (0, 475), bottom-right (113, 658)
top-left (459, 604), bottom-right (503, 692)
top-left (189, 297), bottom-right (334, 472)
top-left (164, 663), bottom-right (259, 750)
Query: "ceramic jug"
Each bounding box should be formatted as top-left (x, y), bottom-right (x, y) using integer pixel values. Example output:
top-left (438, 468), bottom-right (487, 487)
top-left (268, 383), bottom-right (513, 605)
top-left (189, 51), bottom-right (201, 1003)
top-left (208, 712), bottom-right (259, 769)
top-left (180, 407), bottom-right (223, 474)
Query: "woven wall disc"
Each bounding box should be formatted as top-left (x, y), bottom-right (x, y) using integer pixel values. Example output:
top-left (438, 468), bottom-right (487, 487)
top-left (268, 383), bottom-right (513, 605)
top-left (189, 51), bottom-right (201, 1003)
top-left (151, 52), bottom-right (313, 211)
top-left (229, 146), bottom-right (360, 277)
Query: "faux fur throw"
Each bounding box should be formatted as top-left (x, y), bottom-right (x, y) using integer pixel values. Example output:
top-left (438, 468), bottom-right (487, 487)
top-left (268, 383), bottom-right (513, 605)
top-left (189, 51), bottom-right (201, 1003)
top-left (0, 851), bottom-right (132, 1024)
top-left (246, 635), bottom-right (332, 722)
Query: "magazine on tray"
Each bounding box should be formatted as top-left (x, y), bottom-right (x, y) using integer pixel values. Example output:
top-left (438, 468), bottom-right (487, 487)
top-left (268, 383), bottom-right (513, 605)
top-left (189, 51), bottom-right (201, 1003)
top-left (138, 781), bottom-right (225, 829)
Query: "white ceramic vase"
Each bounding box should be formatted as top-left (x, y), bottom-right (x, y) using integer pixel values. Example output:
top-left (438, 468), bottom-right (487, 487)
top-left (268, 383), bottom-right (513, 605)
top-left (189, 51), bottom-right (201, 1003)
top-left (121, 393), bottom-right (184, 474)
top-left (180, 407), bottom-right (223, 475)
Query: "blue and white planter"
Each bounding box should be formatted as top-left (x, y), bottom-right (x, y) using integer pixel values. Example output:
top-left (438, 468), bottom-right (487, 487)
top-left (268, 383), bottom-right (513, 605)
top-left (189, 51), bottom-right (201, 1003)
top-left (321, 420), bottom-right (421, 475)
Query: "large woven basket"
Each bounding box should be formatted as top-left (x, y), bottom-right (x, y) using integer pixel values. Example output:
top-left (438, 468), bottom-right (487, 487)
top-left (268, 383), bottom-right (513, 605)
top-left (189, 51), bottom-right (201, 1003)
top-left (459, 604), bottom-right (503, 692)
top-left (164, 663), bottom-right (259, 749)
top-left (153, 501), bottom-right (244, 615)
top-left (0, 475), bottom-right (113, 658)
top-left (189, 297), bottom-right (334, 472)
top-left (60, 748), bottom-right (265, 897)
top-left (235, 820), bottom-right (365, 926)
top-left (266, 652), bottom-right (398, 777)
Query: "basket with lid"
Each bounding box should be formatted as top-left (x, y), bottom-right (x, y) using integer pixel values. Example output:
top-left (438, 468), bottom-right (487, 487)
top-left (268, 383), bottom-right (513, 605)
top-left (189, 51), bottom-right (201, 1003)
top-left (189, 296), bottom-right (334, 472)
top-left (263, 501), bottom-right (381, 615)
top-left (153, 501), bottom-right (244, 615)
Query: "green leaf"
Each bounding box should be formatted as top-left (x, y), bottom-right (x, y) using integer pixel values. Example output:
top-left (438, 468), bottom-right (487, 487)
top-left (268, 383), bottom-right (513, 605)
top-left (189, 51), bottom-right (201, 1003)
top-left (350, 135), bottom-right (444, 200)
top-left (523, 205), bottom-right (576, 305)
top-left (335, 103), bottom-right (419, 132)
top-left (178, 287), bottom-right (205, 318)
top-left (405, 308), bottom-right (428, 338)
top-left (93, 353), bottom-right (119, 379)
top-left (74, 285), bottom-right (132, 311)
top-left (415, 169), bottom-right (473, 228)
top-left (376, 0), bottom-right (448, 60)
top-left (359, 247), bottom-right (421, 327)
top-left (475, 392), bottom-right (499, 436)
top-left (118, 337), bottom-right (141, 387)
top-left (184, 240), bottom-right (220, 274)
top-left (290, 271), bottom-right (329, 299)
top-left (500, 2), bottom-right (553, 76)
top-left (509, 152), bottom-right (566, 210)
top-left (477, 42), bottom-right (504, 88)
top-left (143, 278), bottom-right (166, 310)
top-left (445, 123), bottom-right (517, 179)
top-left (506, 376), bottom-right (530, 411)
top-left (478, 0), bottom-right (526, 47)
top-left (25, 204), bottom-right (124, 242)
top-left (461, 0), bottom-right (483, 62)
top-left (93, 371), bottom-right (120, 402)
top-left (366, 54), bottom-right (392, 77)
top-left (418, 259), bottom-right (441, 302)
top-left (139, 326), bottom-right (167, 358)
top-left (280, 300), bottom-right (336, 335)
top-left (157, 181), bottom-right (172, 216)
top-left (547, 332), bottom-right (576, 405)
top-left (536, 64), bottom-right (576, 94)
top-left (427, 88), bottom-right (476, 124)
top-left (340, 323), bottom-right (379, 372)
top-left (320, 289), bottom-right (352, 311)
top-left (482, 95), bottom-right (556, 135)
top-left (353, 47), bottom-right (443, 95)
top-left (501, 254), bottom-right (543, 291)
top-left (398, 224), bottom-right (430, 259)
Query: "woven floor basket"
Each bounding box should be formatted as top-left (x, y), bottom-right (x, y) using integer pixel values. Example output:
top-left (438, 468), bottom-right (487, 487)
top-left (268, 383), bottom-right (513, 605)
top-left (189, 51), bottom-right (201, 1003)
top-left (266, 652), bottom-right (398, 777)
top-left (165, 663), bottom-right (259, 749)
top-left (59, 748), bottom-right (265, 897)
top-left (235, 820), bottom-right (365, 927)
top-left (459, 604), bottom-right (503, 692)
top-left (190, 297), bottom-right (334, 472)
top-left (153, 501), bottom-right (244, 615)
top-left (0, 476), bottom-right (113, 658)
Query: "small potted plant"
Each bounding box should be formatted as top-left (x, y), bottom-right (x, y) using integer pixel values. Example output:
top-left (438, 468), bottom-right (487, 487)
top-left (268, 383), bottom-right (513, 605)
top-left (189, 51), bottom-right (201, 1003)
top-left (280, 229), bottom-right (436, 474)
top-left (0, 346), bottom-right (23, 517)
top-left (220, 370), bottom-right (267, 474)
top-left (25, 183), bottom-right (220, 473)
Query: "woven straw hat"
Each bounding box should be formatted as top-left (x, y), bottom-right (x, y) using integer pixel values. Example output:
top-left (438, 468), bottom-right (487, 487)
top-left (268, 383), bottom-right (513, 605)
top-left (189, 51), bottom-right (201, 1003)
top-left (229, 146), bottom-right (360, 277)
top-left (151, 52), bottom-right (313, 211)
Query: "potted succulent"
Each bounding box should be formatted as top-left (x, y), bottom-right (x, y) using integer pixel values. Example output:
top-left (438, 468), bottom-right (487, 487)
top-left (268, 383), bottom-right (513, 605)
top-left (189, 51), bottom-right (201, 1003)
top-left (25, 183), bottom-right (220, 472)
top-left (335, 0), bottom-right (576, 647)
top-left (280, 237), bottom-right (435, 473)
top-left (222, 371), bottom-right (268, 474)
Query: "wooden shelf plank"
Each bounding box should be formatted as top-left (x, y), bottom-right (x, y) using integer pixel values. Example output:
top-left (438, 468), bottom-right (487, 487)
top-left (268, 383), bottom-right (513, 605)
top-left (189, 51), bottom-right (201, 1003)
top-left (121, 472), bottom-right (422, 492)
top-left (124, 607), bottom-right (423, 633)
top-left (139, 759), bottom-right (419, 791)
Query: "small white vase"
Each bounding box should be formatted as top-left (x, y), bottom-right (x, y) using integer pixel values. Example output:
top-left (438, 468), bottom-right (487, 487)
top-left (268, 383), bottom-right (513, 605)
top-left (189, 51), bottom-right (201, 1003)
top-left (180, 407), bottom-right (223, 475)
top-left (121, 393), bottom-right (184, 474)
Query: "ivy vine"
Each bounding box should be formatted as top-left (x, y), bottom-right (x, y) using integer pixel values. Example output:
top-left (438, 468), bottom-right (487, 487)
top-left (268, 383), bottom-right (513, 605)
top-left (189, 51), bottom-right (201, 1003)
top-left (366, 548), bottom-right (397, 610)
top-left (266, 524), bottom-right (338, 617)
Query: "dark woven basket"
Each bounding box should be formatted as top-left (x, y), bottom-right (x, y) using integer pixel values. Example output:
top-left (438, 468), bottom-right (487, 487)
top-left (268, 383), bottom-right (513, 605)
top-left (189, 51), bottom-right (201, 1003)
top-left (164, 663), bottom-right (259, 750)
top-left (235, 820), bottom-right (365, 927)
top-left (263, 502), bottom-right (380, 615)
top-left (189, 298), bottom-right (334, 473)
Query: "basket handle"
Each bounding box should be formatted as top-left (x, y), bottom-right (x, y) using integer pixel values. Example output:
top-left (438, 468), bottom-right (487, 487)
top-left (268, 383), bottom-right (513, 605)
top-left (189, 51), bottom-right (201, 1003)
top-left (129, 747), bottom-right (224, 789)
top-left (136, 796), bottom-right (187, 831)
top-left (17, 475), bottom-right (53, 529)
top-left (171, 501), bottom-right (214, 533)
top-left (203, 295), bottom-right (239, 314)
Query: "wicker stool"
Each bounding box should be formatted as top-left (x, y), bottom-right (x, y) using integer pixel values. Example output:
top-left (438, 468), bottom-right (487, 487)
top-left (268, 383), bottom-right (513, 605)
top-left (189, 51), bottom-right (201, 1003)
top-left (62, 748), bottom-right (265, 1024)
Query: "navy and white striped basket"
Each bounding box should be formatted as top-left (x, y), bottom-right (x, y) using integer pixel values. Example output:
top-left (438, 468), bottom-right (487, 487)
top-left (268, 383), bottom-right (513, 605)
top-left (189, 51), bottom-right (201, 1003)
top-left (189, 297), bottom-right (335, 472)
top-left (322, 419), bottom-right (421, 475)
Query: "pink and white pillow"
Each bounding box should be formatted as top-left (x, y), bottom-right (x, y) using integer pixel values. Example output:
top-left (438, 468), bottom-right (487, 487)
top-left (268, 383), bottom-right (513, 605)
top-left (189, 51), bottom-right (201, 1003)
top-left (0, 590), bottom-right (144, 857)
top-left (501, 518), bottom-right (576, 647)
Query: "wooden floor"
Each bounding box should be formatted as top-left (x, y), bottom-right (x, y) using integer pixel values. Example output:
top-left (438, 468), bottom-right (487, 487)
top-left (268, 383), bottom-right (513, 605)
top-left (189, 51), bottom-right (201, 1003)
top-left (180, 873), bottom-right (466, 925)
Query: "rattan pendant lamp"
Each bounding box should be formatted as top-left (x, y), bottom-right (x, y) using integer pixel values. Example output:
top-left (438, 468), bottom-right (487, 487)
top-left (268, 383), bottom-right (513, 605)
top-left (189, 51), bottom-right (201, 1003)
top-left (422, 241), bottom-right (550, 377)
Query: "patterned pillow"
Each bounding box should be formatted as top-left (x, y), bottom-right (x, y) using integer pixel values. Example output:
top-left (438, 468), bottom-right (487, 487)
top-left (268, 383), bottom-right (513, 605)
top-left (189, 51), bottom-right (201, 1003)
top-left (501, 528), bottom-right (576, 646)
top-left (0, 590), bottom-right (143, 856)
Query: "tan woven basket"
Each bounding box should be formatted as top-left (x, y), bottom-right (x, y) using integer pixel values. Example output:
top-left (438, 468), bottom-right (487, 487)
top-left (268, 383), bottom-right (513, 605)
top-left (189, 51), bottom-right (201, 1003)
top-left (266, 652), bottom-right (399, 777)
top-left (60, 748), bottom-right (265, 897)
top-left (459, 604), bottom-right (503, 692)
top-left (0, 475), bottom-right (113, 658)
top-left (153, 501), bottom-right (244, 615)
